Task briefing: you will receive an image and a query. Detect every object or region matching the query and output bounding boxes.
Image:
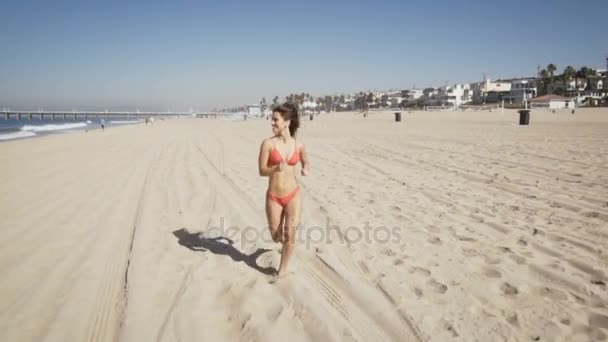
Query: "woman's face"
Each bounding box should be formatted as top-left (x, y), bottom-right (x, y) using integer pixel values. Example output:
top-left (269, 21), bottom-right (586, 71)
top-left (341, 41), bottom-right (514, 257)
top-left (271, 112), bottom-right (289, 135)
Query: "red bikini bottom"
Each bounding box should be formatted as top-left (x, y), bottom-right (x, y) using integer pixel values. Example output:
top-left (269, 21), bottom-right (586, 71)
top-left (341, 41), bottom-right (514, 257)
top-left (267, 187), bottom-right (300, 207)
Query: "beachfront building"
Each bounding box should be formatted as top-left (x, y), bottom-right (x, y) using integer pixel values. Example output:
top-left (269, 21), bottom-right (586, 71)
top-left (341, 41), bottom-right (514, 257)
top-left (503, 78), bottom-right (538, 104)
top-left (570, 77), bottom-right (605, 106)
top-left (529, 95), bottom-right (575, 109)
top-left (437, 84), bottom-right (472, 107)
top-left (301, 100), bottom-right (318, 114)
top-left (247, 104), bottom-right (262, 117)
top-left (415, 88), bottom-right (439, 107)
top-left (387, 96), bottom-right (404, 108)
top-left (340, 96), bottom-right (355, 110)
top-left (546, 77), bottom-right (607, 106)
top-left (471, 79), bottom-right (512, 104)
top-left (402, 89), bottom-right (423, 100)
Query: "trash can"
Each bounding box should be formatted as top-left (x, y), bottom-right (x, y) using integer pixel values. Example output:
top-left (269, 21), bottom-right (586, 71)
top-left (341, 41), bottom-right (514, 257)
top-left (395, 112), bottom-right (402, 122)
top-left (309, 114), bottom-right (314, 121)
top-left (518, 110), bottom-right (530, 125)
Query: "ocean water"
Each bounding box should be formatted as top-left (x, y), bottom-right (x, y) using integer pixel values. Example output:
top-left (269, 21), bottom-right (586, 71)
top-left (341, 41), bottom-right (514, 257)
top-left (0, 118), bottom-right (144, 141)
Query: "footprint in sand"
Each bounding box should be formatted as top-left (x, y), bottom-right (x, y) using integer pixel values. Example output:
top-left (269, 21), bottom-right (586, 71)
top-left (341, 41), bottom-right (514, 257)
top-left (438, 319), bottom-right (459, 337)
top-left (548, 262), bottom-right (566, 272)
top-left (482, 267), bottom-right (502, 279)
top-left (455, 234), bottom-right (476, 242)
top-left (427, 236), bottom-right (442, 245)
top-left (509, 255), bottom-right (527, 264)
top-left (589, 313), bottom-right (608, 330)
top-left (500, 282), bottom-right (518, 296)
top-left (462, 248), bottom-right (478, 257)
top-left (427, 279), bottom-right (448, 293)
top-left (591, 279), bottom-right (606, 289)
top-left (409, 266), bottom-right (431, 277)
top-left (534, 286), bottom-right (568, 301)
top-left (382, 248), bottom-right (397, 257)
top-left (582, 211), bottom-right (600, 218)
top-left (503, 311), bottom-right (519, 327)
top-left (573, 323), bottom-right (608, 341)
top-left (483, 255), bottom-right (502, 265)
top-left (497, 246), bottom-right (513, 254)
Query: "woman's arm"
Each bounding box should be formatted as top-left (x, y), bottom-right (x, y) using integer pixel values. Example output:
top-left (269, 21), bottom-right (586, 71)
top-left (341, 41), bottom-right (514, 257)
top-left (259, 139), bottom-right (279, 176)
top-left (300, 143), bottom-right (310, 176)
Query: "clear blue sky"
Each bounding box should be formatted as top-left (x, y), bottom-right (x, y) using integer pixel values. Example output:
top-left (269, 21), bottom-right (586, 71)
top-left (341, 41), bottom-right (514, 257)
top-left (1, 0), bottom-right (606, 111)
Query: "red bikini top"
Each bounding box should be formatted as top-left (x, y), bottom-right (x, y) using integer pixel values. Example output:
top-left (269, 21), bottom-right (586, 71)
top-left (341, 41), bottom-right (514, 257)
top-left (268, 142), bottom-right (300, 166)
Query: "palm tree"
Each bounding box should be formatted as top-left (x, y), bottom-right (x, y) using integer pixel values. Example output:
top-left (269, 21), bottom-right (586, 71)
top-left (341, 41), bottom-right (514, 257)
top-left (578, 66), bottom-right (594, 78)
top-left (539, 69), bottom-right (550, 95)
top-left (562, 66), bottom-right (576, 80)
top-left (321, 96), bottom-right (328, 111)
top-left (260, 97), bottom-right (267, 110)
top-left (547, 64), bottom-right (557, 78)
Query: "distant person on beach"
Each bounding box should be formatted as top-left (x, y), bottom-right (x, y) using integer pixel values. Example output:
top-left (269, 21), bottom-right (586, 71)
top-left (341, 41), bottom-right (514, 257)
top-left (258, 103), bottom-right (310, 277)
top-left (100, 118), bottom-right (106, 131)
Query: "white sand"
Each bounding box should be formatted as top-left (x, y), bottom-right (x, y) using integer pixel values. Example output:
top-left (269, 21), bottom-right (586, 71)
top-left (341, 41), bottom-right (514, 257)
top-left (1, 108), bottom-right (607, 341)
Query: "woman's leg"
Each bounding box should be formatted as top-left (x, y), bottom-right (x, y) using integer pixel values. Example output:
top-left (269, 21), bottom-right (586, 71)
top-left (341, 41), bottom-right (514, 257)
top-left (277, 190), bottom-right (302, 276)
top-left (265, 193), bottom-right (284, 243)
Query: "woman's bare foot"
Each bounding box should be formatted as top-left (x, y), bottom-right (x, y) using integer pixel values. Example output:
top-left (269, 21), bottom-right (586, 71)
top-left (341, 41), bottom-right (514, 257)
top-left (269, 269), bottom-right (291, 284)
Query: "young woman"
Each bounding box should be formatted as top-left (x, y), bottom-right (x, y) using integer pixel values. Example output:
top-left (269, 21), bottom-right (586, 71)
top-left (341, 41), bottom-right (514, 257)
top-left (258, 103), bottom-right (310, 276)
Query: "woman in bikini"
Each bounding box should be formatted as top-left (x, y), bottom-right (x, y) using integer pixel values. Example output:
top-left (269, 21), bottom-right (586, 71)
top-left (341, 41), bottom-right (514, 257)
top-left (258, 103), bottom-right (310, 276)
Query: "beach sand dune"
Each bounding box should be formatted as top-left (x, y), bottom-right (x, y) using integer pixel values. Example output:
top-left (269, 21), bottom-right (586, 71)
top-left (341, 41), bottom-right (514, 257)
top-left (1, 108), bottom-right (607, 341)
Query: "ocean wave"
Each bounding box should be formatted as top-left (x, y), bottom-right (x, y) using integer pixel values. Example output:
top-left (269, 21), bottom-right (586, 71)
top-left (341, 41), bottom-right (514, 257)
top-left (0, 131), bottom-right (37, 141)
top-left (21, 122), bottom-right (89, 132)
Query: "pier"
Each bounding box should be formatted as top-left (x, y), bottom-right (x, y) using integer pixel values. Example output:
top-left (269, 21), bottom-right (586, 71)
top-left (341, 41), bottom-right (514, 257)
top-left (1, 110), bottom-right (228, 120)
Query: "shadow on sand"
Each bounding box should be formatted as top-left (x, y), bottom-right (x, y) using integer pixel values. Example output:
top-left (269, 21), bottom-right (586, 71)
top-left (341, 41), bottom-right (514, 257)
top-left (172, 228), bottom-right (276, 276)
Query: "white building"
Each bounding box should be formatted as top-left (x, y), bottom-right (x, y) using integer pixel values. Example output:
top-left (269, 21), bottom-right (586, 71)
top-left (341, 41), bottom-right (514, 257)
top-left (570, 77), bottom-right (605, 106)
top-left (529, 95), bottom-right (575, 109)
top-left (247, 105), bottom-right (261, 117)
top-left (472, 79), bottom-right (512, 103)
top-left (402, 89), bottom-right (423, 100)
top-left (438, 84), bottom-right (472, 107)
top-left (301, 101), bottom-right (318, 109)
top-left (301, 101), bottom-right (318, 114)
top-left (504, 78), bottom-right (538, 104)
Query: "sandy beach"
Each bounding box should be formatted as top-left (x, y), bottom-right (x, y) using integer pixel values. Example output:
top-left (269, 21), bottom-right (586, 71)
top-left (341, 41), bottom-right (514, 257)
top-left (1, 108), bottom-right (607, 341)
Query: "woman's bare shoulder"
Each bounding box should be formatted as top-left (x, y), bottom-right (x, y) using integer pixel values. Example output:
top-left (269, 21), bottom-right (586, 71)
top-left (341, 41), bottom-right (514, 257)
top-left (296, 139), bottom-right (305, 150)
top-left (261, 137), bottom-right (277, 149)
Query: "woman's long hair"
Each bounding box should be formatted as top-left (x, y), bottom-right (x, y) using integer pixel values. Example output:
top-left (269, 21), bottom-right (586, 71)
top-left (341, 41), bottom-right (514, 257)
top-left (273, 102), bottom-right (300, 137)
